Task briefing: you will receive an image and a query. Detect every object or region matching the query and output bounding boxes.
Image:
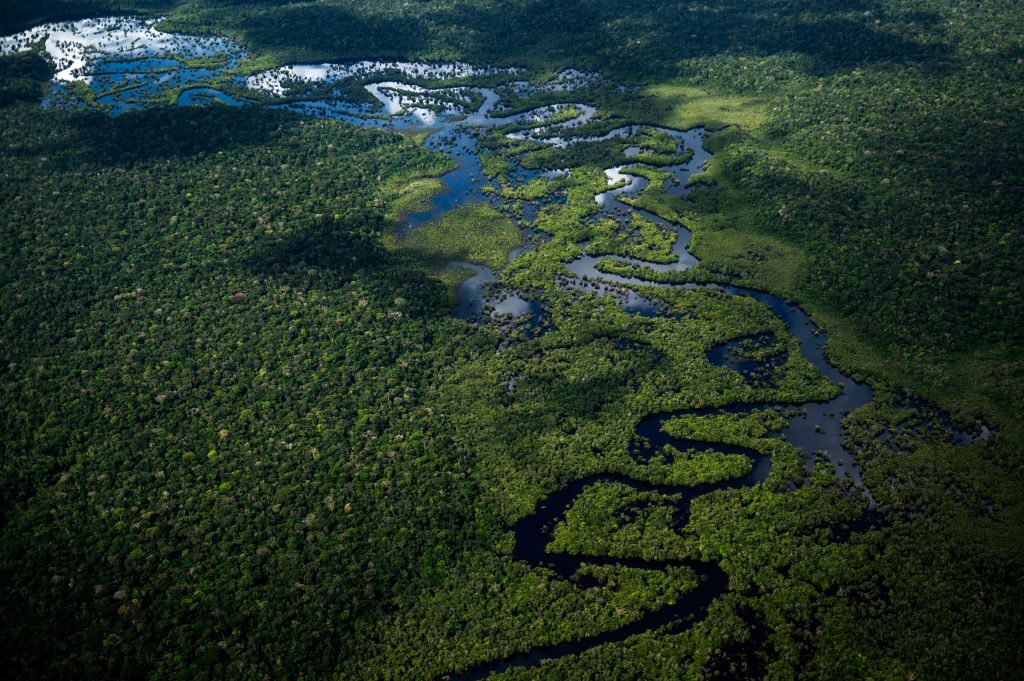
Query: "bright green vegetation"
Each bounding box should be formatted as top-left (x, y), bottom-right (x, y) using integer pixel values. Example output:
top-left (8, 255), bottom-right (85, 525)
top-left (341, 558), bottom-right (700, 678)
top-left (381, 175), bottom-right (449, 225)
top-left (645, 84), bottom-right (768, 132)
top-left (625, 443), bottom-right (756, 489)
top-left (434, 264), bottom-right (477, 300)
top-left (1, 1), bottom-right (1023, 680)
top-left (549, 481), bottom-right (691, 561)
top-left (663, 409), bottom-right (790, 445)
top-left (478, 151), bottom-right (513, 180)
top-left (392, 203), bottom-right (522, 270)
top-left (587, 214), bottom-right (677, 264)
top-left (689, 228), bottom-right (811, 294)
top-left (499, 174), bottom-right (569, 202)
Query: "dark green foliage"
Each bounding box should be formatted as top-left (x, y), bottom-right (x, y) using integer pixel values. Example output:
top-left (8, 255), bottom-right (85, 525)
top-left (0, 95), bottom-right (476, 677)
top-left (0, 49), bottom-right (50, 105)
top-left (1, 2), bottom-right (1022, 680)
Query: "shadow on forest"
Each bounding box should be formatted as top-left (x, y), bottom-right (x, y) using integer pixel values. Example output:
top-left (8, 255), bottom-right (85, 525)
top-left (5, 105), bottom-right (290, 169)
top-left (205, 0), bottom-right (953, 78)
top-left (185, 0), bottom-right (953, 78)
top-left (512, 337), bottom-right (663, 424)
top-left (207, 3), bottom-right (432, 61)
top-left (0, 2), bottom-right (152, 33)
top-left (245, 219), bottom-right (457, 317)
top-left (4, 0), bottom-right (951, 79)
top-left (428, 0), bottom-right (951, 77)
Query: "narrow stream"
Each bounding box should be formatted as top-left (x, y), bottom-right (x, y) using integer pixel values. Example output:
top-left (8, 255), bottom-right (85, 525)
top-left (440, 125), bottom-right (879, 679)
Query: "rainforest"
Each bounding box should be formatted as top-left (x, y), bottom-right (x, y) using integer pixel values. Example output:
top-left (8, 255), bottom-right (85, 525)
top-left (0, 1), bottom-right (1021, 679)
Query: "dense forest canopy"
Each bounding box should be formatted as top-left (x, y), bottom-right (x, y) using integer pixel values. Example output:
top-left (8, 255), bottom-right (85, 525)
top-left (3, 0), bottom-right (1020, 421)
top-left (0, 1), bottom-right (1021, 679)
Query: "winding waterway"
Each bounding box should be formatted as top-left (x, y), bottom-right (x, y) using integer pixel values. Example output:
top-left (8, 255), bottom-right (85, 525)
top-left (1, 17), bottom-right (988, 679)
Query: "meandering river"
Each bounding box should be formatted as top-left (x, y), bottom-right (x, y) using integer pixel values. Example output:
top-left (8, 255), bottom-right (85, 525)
top-left (1, 17), bottom-right (986, 678)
